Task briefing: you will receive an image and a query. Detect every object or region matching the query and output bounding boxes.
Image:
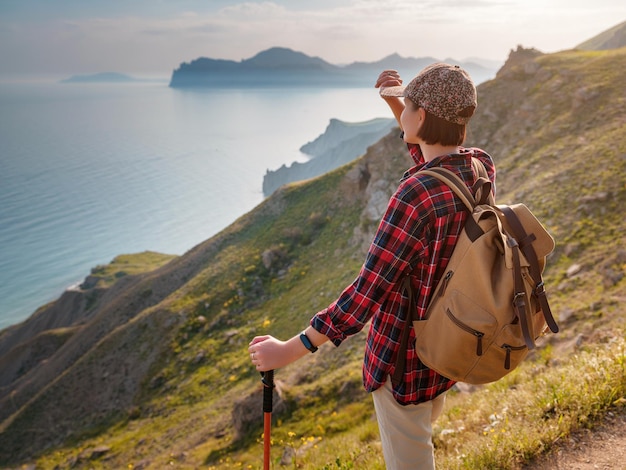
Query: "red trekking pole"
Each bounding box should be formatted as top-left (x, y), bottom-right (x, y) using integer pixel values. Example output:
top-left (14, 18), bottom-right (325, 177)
top-left (261, 370), bottom-right (275, 470)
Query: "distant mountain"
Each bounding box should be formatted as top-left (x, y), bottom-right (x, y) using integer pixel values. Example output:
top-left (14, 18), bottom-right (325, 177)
top-left (461, 57), bottom-right (506, 70)
top-left (575, 20), bottom-right (626, 50)
top-left (245, 47), bottom-right (334, 69)
top-left (168, 47), bottom-right (499, 88)
top-left (342, 52), bottom-right (438, 74)
top-left (342, 53), bottom-right (497, 85)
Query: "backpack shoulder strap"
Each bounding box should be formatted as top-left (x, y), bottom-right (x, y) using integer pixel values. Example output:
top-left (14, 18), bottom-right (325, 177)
top-left (419, 167), bottom-right (477, 211)
top-left (471, 158), bottom-right (496, 206)
top-left (471, 157), bottom-right (489, 178)
top-left (420, 158), bottom-right (494, 211)
top-left (499, 206), bottom-right (559, 334)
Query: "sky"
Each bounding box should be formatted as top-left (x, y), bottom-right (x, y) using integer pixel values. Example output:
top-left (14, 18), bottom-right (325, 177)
top-left (0, 0), bottom-right (624, 79)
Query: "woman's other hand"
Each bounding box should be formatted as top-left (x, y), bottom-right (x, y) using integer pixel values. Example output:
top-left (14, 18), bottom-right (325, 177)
top-left (249, 335), bottom-right (292, 372)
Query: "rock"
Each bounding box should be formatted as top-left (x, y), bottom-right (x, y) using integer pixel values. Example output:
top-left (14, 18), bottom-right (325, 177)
top-left (133, 459), bottom-right (151, 469)
top-left (231, 380), bottom-right (287, 440)
top-left (193, 350), bottom-right (206, 364)
top-left (566, 264), bottom-right (583, 277)
top-left (78, 445), bottom-right (111, 461)
top-left (262, 246), bottom-right (288, 270)
top-left (344, 163), bottom-right (371, 195)
top-left (364, 180), bottom-right (393, 221)
top-left (559, 308), bottom-right (576, 323)
top-left (496, 45), bottom-right (544, 78)
top-left (80, 275), bottom-right (101, 290)
top-left (280, 446), bottom-right (295, 466)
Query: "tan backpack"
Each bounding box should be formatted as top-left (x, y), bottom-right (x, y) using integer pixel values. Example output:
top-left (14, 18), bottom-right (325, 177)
top-left (393, 159), bottom-right (559, 385)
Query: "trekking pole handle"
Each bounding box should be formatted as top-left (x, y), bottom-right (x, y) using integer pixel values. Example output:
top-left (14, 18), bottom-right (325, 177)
top-left (261, 370), bottom-right (274, 413)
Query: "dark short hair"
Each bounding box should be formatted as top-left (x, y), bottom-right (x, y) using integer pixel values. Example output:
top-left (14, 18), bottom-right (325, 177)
top-left (414, 102), bottom-right (474, 146)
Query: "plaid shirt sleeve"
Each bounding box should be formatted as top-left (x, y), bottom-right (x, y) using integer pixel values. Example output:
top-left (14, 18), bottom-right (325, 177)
top-left (312, 174), bottom-right (434, 338)
top-left (311, 148), bottom-right (495, 405)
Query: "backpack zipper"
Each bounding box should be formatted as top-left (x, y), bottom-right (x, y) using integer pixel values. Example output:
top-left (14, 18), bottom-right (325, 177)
top-left (446, 308), bottom-right (484, 356)
top-left (502, 344), bottom-right (526, 369)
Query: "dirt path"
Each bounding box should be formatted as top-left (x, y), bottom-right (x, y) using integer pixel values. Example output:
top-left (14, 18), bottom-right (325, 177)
top-left (523, 408), bottom-right (626, 470)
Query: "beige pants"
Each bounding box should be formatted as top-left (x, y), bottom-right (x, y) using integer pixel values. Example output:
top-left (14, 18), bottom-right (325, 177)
top-left (372, 379), bottom-right (446, 470)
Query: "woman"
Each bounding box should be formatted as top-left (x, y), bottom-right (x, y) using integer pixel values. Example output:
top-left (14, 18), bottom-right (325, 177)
top-left (249, 63), bottom-right (496, 469)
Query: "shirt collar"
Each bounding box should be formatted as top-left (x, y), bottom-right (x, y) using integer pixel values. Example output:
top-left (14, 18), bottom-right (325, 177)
top-left (402, 147), bottom-right (474, 181)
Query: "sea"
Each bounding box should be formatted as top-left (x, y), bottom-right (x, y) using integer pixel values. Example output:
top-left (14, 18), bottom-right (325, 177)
top-left (0, 79), bottom-right (392, 330)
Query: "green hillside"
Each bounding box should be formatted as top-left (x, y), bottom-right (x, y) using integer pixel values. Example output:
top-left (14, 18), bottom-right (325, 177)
top-left (0, 46), bottom-right (625, 469)
top-left (575, 20), bottom-right (626, 51)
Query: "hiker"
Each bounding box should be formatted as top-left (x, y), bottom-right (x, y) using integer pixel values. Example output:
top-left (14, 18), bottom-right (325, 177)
top-left (249, 63), bottom-right (496, 470)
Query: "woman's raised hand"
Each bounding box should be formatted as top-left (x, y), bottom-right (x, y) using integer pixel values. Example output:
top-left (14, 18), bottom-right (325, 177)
top-left (375, 69), bottom-right (403, 89)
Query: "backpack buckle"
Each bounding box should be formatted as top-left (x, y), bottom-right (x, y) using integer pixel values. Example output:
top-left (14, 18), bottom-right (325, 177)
top-left (534, 281), bottom-right (546, 296)
top-left (513, 292), bottom-right (526, 310)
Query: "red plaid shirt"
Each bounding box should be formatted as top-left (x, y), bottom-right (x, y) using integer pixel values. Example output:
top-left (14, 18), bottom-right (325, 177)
top-left (311, 143), bottom-right (496, 404)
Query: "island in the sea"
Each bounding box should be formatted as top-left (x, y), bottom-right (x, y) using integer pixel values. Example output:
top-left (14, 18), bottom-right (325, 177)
top-left (168, 47), bottom-right (500, 88)
top-left (60, 73), bottom-right (167, 84)
top-left (60, 72), bottom-right (139, 83)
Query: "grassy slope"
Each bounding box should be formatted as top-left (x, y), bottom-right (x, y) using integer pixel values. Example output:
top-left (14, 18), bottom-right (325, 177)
top-left (575, 20), bottom-right (626, 50)
top-left (1, 47), bottom-right (625, 469)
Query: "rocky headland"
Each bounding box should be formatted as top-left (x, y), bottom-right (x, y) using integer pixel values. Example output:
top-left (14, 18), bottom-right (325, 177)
top-left (262, 117), bottom-right (396, 196)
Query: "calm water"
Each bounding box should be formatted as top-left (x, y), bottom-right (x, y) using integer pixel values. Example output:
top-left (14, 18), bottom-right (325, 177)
top-left (0, 80), bottom-right (390, 329)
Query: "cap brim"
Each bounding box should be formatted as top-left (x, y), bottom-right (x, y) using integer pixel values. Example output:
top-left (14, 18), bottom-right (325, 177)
top-left (379, 85), bottom-right (406, 98)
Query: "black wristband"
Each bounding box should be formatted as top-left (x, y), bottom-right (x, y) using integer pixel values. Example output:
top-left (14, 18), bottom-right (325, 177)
top-left (299, 332), bottom-right (318, 353)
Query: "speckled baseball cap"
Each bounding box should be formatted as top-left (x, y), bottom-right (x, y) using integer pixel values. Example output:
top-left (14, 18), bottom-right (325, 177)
top-left (380, 63), bottom-right (477, 125)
